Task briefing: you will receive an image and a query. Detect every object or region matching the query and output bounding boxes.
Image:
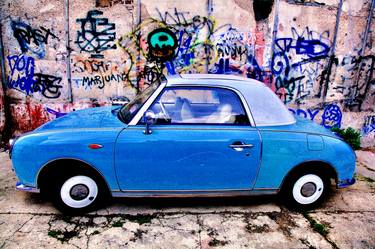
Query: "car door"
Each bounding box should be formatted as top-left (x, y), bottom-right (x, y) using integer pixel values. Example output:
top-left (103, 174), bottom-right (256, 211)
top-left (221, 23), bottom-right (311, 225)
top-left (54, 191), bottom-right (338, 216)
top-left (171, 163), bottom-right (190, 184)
top-left (114, 86), bottom-right (261, 191)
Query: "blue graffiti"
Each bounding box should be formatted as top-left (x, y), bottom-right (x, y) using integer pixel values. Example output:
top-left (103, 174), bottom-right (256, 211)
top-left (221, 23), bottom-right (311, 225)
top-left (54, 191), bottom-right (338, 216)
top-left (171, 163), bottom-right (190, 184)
top-left (289, 103), bottom-right (342, 129)
top-left (362, 116), bottom-right (375, 135)
top-left (7, 54), bottom-right (62, 98)
top-left (7, 54), bottom-right (35, 95)
top-left (46, 107), bottom-right (67, 118)
top-left (362, 124), bottom-right (375, 135)
top-left (271, 28), bottom-right (331, 104)
top-left (272, 37), bottom-right (330, 76)
top-left (288, 108), bottom-right (320, 121)
top-left (321, 104), bottom-right (342, 128)
top-left (246, 54), bottom-right (264, 82)
top-left (212, 54), bottom-right (268, 82)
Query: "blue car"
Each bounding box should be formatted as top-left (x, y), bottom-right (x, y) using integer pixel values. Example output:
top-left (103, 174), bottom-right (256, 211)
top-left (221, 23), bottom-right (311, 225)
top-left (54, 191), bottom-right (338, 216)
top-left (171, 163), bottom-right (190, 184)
top-left (9, 74), bottom-right (356, 213)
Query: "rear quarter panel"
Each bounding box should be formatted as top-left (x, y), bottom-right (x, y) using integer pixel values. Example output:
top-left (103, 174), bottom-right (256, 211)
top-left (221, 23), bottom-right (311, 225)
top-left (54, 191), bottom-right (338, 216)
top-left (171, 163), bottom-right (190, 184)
top-left (255, 129), bottom-right (356, 189)
top-left (11, 128), bottom-right (123, 190)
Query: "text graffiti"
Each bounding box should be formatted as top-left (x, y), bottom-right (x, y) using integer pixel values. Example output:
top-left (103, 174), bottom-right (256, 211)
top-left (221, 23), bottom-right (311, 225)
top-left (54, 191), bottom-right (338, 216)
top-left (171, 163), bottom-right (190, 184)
top-left (7, 54), bottom-right (62, 99)
top-left (11, 20), bottom-right (58, 59)
top-left (289, 103), bottom-right (342, 129)
top-left (76, 10), bottom-right (116, 58)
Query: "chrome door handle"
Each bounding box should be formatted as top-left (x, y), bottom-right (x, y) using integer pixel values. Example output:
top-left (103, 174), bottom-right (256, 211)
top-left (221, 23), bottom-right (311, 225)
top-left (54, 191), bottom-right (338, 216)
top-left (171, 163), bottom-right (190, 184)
top-left (229, 142), bottom-right (254, 152)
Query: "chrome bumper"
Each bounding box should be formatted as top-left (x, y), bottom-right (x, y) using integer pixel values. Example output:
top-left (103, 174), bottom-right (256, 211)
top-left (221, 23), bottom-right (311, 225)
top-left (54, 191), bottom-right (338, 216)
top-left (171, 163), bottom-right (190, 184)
top-left (16, 182), bottom-right (40, 193)
top-left (337, 178), bottom-right (356, 188)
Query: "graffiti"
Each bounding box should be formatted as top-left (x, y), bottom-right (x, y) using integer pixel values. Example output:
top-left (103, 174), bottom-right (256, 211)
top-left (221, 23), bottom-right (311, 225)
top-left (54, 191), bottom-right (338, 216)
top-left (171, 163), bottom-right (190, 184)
top-left (77, 73), bottom-right (128, 90)
top-left (147, 28), bottom-right (178, 62)
top-left (117, 8), bottom-right (214, 91)
top-left (7, 54), bottom-right (35, 95)
top-left (321, 104), bottom-right (342, 129)
top-left (7, 54), bottom-right (62, 99)
top-left (288, 108), bottom-right (320, 121)
top-left (216, 29), bottom-right (249, 61)
top-left (289, 103), bottom-right (342, 129)
top-left (156, 8), bottom-right (214, 32)
top-left (32, 73), bottom-right (63, 99)
top-left (362, 115), bottom-right (375, 135)
top-left (338, 55), bottom-right (374, 109)
top-left (46, 107), bottom-right (67, 118)
top-left (11, 20), bottom-right (58, 58)
top-left (272, 27), bottom-right (331, 103)
top-left (73, 59), bottom-right (121, 74)
top-left (95, 0), bottom-right (133, 8)
top-left (76, 10), bottom-right (116, 58)
top-left (208, 27), bottom-right (271, 84)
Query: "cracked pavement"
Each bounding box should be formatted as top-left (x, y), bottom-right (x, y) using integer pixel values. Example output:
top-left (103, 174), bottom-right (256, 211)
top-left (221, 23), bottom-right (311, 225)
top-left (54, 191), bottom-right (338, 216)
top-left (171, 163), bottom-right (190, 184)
top-left (0, 150), bottom-right (374, 249)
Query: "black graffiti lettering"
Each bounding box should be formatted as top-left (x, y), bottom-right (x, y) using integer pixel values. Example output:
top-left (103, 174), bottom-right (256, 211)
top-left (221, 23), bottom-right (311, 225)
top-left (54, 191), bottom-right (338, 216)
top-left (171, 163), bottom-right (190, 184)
top-left (76, 10), bottom-right (116, 57)
top-left (11, 20), bottom-right (58, 58)
top-left (32, 73), bottom-right (62, 99)
top-left (81, 73), bottom-right (127, 89)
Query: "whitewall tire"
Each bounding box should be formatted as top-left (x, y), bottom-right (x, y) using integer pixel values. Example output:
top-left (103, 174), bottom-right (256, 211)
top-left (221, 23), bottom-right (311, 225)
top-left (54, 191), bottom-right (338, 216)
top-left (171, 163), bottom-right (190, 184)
top-left (282, 170), bottom-right (330, 210)
top-left (60, 175), bottom-right (98, 208)
top-left (292, 174), bottom-right (324, 205)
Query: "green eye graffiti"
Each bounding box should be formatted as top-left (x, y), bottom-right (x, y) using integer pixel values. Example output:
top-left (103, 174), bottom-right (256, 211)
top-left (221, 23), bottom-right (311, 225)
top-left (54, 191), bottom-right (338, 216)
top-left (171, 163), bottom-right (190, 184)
top-left (147, 28), bottom-right (178, 62)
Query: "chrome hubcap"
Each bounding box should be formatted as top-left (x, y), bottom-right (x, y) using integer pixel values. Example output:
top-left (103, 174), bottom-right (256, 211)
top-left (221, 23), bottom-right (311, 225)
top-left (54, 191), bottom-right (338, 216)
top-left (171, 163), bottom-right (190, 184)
top-left (69, 184), bottom-right (89, 201)
top-left (300, 182), bottom-right (317, 197)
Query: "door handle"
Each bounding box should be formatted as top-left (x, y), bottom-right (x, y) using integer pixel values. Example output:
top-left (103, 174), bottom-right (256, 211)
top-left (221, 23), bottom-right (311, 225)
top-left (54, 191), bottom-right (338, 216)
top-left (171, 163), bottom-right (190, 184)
top-left (229, 142), bottom-right (254, 152)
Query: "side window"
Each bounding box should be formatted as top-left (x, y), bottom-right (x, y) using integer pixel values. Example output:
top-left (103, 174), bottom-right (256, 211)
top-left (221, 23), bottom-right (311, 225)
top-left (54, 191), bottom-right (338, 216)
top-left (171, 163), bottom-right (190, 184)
top-left (142, 87), bottom-right (250, 125)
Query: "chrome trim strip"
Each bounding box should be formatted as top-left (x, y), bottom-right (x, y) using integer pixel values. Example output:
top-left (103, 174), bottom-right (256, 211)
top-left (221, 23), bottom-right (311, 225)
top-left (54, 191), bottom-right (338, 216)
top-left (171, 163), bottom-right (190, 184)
top-left (111, 189), bottom-right (278, 197)
top-left (125, 126), bottom-right (257, 131)
top-left (115, 188), bottom-right (252, 192)
top-left (129, 82), bottom-right (167, 125)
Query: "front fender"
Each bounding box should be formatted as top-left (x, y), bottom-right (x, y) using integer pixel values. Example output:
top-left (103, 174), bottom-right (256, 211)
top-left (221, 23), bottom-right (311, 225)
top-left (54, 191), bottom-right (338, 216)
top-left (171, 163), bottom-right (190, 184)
top-left (11, 128), bottom-right (123, 190)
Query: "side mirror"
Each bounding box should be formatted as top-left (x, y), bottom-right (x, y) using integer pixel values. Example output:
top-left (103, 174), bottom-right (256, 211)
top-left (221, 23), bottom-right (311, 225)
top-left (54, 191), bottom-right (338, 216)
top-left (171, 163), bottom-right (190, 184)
top-left (143, 110), bottom-right (156, 135)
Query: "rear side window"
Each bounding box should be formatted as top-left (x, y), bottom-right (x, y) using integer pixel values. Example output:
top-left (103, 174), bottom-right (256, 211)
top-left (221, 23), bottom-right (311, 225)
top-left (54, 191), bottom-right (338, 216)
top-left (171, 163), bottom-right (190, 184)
top-left (245, 86), bottom-right (295, 126)
top-left (144, 87), bottom-right (250, 125)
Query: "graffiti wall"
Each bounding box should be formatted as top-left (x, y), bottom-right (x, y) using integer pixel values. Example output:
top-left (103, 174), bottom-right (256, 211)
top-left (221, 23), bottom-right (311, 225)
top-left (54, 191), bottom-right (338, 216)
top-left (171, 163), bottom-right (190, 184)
top-left (0, 0), bottom-right (374, 147)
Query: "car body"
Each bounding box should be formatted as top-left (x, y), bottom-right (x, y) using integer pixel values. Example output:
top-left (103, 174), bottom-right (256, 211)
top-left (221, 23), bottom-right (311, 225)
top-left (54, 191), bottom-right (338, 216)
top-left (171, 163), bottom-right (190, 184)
top-left (10, 74), bottom-right (356, 213)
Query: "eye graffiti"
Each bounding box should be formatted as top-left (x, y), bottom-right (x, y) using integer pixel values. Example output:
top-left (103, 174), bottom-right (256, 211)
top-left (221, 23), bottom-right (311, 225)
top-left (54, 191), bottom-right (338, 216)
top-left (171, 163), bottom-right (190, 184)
top-left (147, 28), bottom-right (178, 62)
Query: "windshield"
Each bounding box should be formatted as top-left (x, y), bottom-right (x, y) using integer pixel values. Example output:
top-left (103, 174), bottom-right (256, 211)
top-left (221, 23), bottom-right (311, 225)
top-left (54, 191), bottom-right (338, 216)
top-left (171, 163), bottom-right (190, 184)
top-left (118, 83), bottom-right (161, 124)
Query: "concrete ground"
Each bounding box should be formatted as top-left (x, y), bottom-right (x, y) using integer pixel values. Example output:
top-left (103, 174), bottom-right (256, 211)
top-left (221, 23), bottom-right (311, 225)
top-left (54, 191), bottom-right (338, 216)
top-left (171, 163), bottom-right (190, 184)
top-left (0, 151), bottom-right (374, 249)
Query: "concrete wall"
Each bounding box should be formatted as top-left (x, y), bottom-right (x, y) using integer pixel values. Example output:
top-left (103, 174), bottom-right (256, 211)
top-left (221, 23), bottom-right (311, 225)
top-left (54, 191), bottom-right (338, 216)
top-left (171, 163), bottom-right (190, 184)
top-left (0, 0), bottom-right (374, 147)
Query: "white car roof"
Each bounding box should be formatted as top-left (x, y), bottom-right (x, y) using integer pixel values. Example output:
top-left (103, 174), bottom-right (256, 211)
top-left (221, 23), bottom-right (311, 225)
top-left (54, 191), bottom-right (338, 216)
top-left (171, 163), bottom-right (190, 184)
top-left (166, 74), bottom-right (266, 89)
top-left (165, 74), bottom-right (296, 126)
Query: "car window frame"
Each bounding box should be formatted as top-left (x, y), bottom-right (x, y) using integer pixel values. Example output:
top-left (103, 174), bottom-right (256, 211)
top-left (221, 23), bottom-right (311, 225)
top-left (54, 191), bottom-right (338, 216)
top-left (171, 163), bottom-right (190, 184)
top-left (132, 85), bottom-right (255, 127)
top-left (128, 82), bottom-right (167, 126)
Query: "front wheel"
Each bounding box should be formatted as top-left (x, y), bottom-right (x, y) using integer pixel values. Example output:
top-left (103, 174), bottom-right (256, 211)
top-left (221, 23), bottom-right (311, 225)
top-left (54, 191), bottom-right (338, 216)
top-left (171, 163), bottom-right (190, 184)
top-left (282, 171), bottom-right (330, 210)
top-left (51, 173), bottom-right (106, 214)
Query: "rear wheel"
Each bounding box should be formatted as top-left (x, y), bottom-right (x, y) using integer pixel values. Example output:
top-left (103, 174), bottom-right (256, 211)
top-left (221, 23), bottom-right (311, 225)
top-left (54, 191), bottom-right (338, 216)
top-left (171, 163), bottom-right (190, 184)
top-left (282, 170), bottom-right (330, 210)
